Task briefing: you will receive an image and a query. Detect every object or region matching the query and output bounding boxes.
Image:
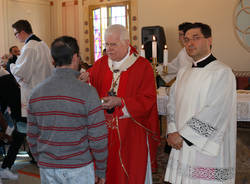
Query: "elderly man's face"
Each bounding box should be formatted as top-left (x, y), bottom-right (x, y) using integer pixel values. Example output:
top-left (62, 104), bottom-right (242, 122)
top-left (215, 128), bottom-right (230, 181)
top-left (105, 32), bottom-right (129, 61)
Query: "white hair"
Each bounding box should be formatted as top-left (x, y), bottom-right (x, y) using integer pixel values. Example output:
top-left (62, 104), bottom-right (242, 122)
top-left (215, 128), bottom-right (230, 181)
top-left (105, 24), bottom-right (130, 42)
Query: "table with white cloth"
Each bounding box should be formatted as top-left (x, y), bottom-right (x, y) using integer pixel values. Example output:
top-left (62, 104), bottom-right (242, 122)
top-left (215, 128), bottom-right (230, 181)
top-left (157, 88), bottom-right (250, 128)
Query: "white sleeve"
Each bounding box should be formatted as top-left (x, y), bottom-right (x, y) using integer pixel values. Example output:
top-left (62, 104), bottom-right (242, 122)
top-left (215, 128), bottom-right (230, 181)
top-left (166, 81), bottom-right (178, 135)
top-left (179, 68), bottom-right (236, 156)
top-left (167, 56), bottom-right (179, 74)
top-left (10, 47), bottom-right (35, 86)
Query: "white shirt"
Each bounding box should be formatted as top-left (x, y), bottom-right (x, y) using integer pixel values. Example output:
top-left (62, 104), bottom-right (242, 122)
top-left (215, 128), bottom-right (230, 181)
top-left (10, 39), bottom-right (53, 117)
top-left (161, 48), bottom-right (193, 83)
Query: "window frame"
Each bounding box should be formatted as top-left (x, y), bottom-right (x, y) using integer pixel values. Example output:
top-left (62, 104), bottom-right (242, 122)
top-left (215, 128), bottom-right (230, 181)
top-left (89, 2), bottom-right (131, 63)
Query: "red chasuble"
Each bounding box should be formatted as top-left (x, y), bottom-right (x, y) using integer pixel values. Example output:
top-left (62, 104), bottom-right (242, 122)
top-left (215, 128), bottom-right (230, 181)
top-left (88, 46), bottom-right (160, 184)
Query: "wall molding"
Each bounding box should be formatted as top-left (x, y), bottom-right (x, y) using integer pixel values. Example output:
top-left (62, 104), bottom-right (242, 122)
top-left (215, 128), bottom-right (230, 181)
top-left (9, 0), bottom-right (50, 6)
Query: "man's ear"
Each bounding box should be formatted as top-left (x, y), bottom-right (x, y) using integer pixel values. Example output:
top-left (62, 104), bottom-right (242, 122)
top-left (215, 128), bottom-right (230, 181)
top-left (207, 37), bottom-right (212, 47)
top-left (72, 53), bottom-right (79, 69)
top-left (72, 53), bottom-right (78, 63)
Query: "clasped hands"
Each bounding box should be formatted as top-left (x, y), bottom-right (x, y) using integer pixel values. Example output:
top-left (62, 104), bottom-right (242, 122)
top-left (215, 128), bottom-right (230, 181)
top-left (166, 132), bottom-right (183, 150)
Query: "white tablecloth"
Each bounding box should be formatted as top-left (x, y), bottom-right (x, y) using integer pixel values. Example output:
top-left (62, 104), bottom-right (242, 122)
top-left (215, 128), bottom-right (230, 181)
top-left (237, 91), bottom-right (250, 121)
top-left (157, 88), bottom-right (250, 122)
top-left (157, 87), bottom-right (168, 115)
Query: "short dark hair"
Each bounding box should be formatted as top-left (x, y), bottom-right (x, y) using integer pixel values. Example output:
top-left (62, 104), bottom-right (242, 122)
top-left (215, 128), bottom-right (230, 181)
top-left (12, 20), bottom-right (33, 34)
top-left (9, 46), bottom-right (18, 53)
top-left (178, 22), bottom-right (192, 31)
top-left (184, 22), bottom-right (212, 38)
top-left (51, 36), bottom-right (79, 67)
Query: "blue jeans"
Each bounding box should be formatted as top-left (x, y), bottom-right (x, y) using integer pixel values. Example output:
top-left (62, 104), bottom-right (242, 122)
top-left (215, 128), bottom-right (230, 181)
top-left (39, 163), bottom-right (94, 184)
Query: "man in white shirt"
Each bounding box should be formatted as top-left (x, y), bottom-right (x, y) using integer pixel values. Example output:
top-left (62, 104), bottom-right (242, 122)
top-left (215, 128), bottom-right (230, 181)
top-left (10, 20), bottom-right (53, 117)
top-left (164, 22), bottom-right (193, 83)
top-left (165, 22), bottom-right (236, 184)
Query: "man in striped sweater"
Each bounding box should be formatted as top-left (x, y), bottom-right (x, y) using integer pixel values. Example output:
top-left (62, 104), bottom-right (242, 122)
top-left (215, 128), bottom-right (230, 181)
top-left (27, 36), bottom-right (108, 184)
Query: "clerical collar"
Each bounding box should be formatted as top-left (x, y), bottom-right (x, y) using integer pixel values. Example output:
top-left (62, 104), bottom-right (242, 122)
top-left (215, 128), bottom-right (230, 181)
top-left (192, 53), bottom-right (216, 68)
top-left (25, 34), bottom-right (42, 44)
top-left (111, 47), bottom-right (130, 71)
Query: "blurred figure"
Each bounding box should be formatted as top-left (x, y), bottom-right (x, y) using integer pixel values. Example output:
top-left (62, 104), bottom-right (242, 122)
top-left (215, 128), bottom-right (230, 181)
top-left (6, 46), bottom-right (20, 74)
top-left (79, 56), bottom-right (92, 73)
top-left (9, 46), bottom-right (20, 57)
top-left (0, 66), bottom-right (25, 181)
top-left (164, 22), bottom-right (193, 83)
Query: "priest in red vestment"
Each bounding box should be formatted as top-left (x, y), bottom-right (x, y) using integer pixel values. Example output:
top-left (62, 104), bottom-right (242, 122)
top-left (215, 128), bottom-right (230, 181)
top-left (80, 24), bottom-right (160, 184)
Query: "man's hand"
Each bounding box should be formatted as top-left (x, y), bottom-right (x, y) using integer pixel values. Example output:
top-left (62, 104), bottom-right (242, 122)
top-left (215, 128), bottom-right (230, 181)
top-left (78, 71), bottom-right (89, 82)
top-left (166, 132), bottom-right (183, 150)
top-left (101, 96), bottom-right (122, 109)
top-left (95, 176), bottom-right (105, 184)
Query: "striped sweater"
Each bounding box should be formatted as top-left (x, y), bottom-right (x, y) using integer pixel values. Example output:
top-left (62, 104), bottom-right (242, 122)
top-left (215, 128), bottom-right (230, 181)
top-left (27, 68), bottom-right (108, 179)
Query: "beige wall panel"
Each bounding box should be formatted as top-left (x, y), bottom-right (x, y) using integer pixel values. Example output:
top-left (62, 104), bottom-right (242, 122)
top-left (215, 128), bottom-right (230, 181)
top-left (5, 0), bottom-right (52, 50)
top-left (137, 0), bottom-right (250, 71)
top-left (62, 1), bottom-right (79, 40)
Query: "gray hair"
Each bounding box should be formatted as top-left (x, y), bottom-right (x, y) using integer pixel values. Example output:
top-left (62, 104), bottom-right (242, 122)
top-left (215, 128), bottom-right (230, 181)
top-left (105, 24), bottom-right (130, 42)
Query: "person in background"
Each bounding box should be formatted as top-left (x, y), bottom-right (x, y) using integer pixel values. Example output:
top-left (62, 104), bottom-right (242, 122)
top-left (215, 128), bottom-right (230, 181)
top-left (10, 19), bottom-right (53, 118)
top-left (9, 46), bottom-right (20, 57)
top-left (79, 24), bottom-right (160, 184)
top-left (0, 66), bottom-right (26, 181)
top-left (164, 22), bottom-right (236, 184)
top-left (164, 22), bottom-right (193, 83)
top-left (102, 48), bottom-right (107, 56)
top-left (6, 46), bottom-right (20, 74)
top-left (27, 36), bottom-right (108, 184)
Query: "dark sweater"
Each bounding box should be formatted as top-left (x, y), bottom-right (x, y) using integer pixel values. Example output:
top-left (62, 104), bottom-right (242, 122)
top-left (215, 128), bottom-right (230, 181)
top-left (27, 68), bottom-right (108, 178)
top-left (0, 74), bottom-right (22, 122)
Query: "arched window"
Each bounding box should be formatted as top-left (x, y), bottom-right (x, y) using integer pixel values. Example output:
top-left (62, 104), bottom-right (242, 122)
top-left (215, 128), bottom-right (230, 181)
top-left (89, 2), bottom-right (130, 62)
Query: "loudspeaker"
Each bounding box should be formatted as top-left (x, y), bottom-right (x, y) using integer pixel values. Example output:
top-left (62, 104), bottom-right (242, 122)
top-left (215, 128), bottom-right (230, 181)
top-left (141, 26), bottom-right (166, 63)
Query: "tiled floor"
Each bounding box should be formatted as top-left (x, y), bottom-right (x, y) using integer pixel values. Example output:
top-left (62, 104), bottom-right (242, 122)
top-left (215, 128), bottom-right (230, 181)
top-left (1, 126), bottom-right (249, 184)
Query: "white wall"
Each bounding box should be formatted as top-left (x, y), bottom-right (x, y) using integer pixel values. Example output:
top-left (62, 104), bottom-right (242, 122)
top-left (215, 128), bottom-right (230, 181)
top-left (137, 0), bottom-right (250, 71)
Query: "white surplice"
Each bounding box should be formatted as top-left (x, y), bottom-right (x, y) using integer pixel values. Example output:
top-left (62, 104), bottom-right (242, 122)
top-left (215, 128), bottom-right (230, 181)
top-left (163, 48), bottom-right (193, 83)
top-left (10, 40), bottom-right (53, 117)
top-left (165, 60), bottom-right (236, 184)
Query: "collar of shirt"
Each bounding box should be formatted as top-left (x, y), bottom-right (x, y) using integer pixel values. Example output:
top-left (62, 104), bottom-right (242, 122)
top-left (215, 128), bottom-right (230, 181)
top-left (112, 47), bottom-right (130, 71)
top-left (24, 34), bottom-right (34, 44)
top-left (192, 53), bottom-right (211, 67)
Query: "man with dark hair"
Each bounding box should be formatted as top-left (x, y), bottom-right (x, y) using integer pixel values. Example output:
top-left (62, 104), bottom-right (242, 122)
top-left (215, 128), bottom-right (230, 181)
top-left (27, 36), bottom-right (108, 184)
top-left (164, 22), bottom-right (193, 83)
top-left (10, 19), bottom-right (53, 118)
top-left (9, 46), bottom-right (20, 56)
top-left (6, 46), bottom-right (20, 74)
top-left (164, 23), bottom-right (236, 183)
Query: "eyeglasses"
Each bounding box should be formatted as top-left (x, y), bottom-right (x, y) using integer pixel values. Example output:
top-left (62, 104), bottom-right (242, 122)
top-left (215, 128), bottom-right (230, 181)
top-left (183, 36), bottom-right (204, 44)
top-left (105, 42), bottom-right (118, 48)
top-left (14, 31), bottom-right (20, 37)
